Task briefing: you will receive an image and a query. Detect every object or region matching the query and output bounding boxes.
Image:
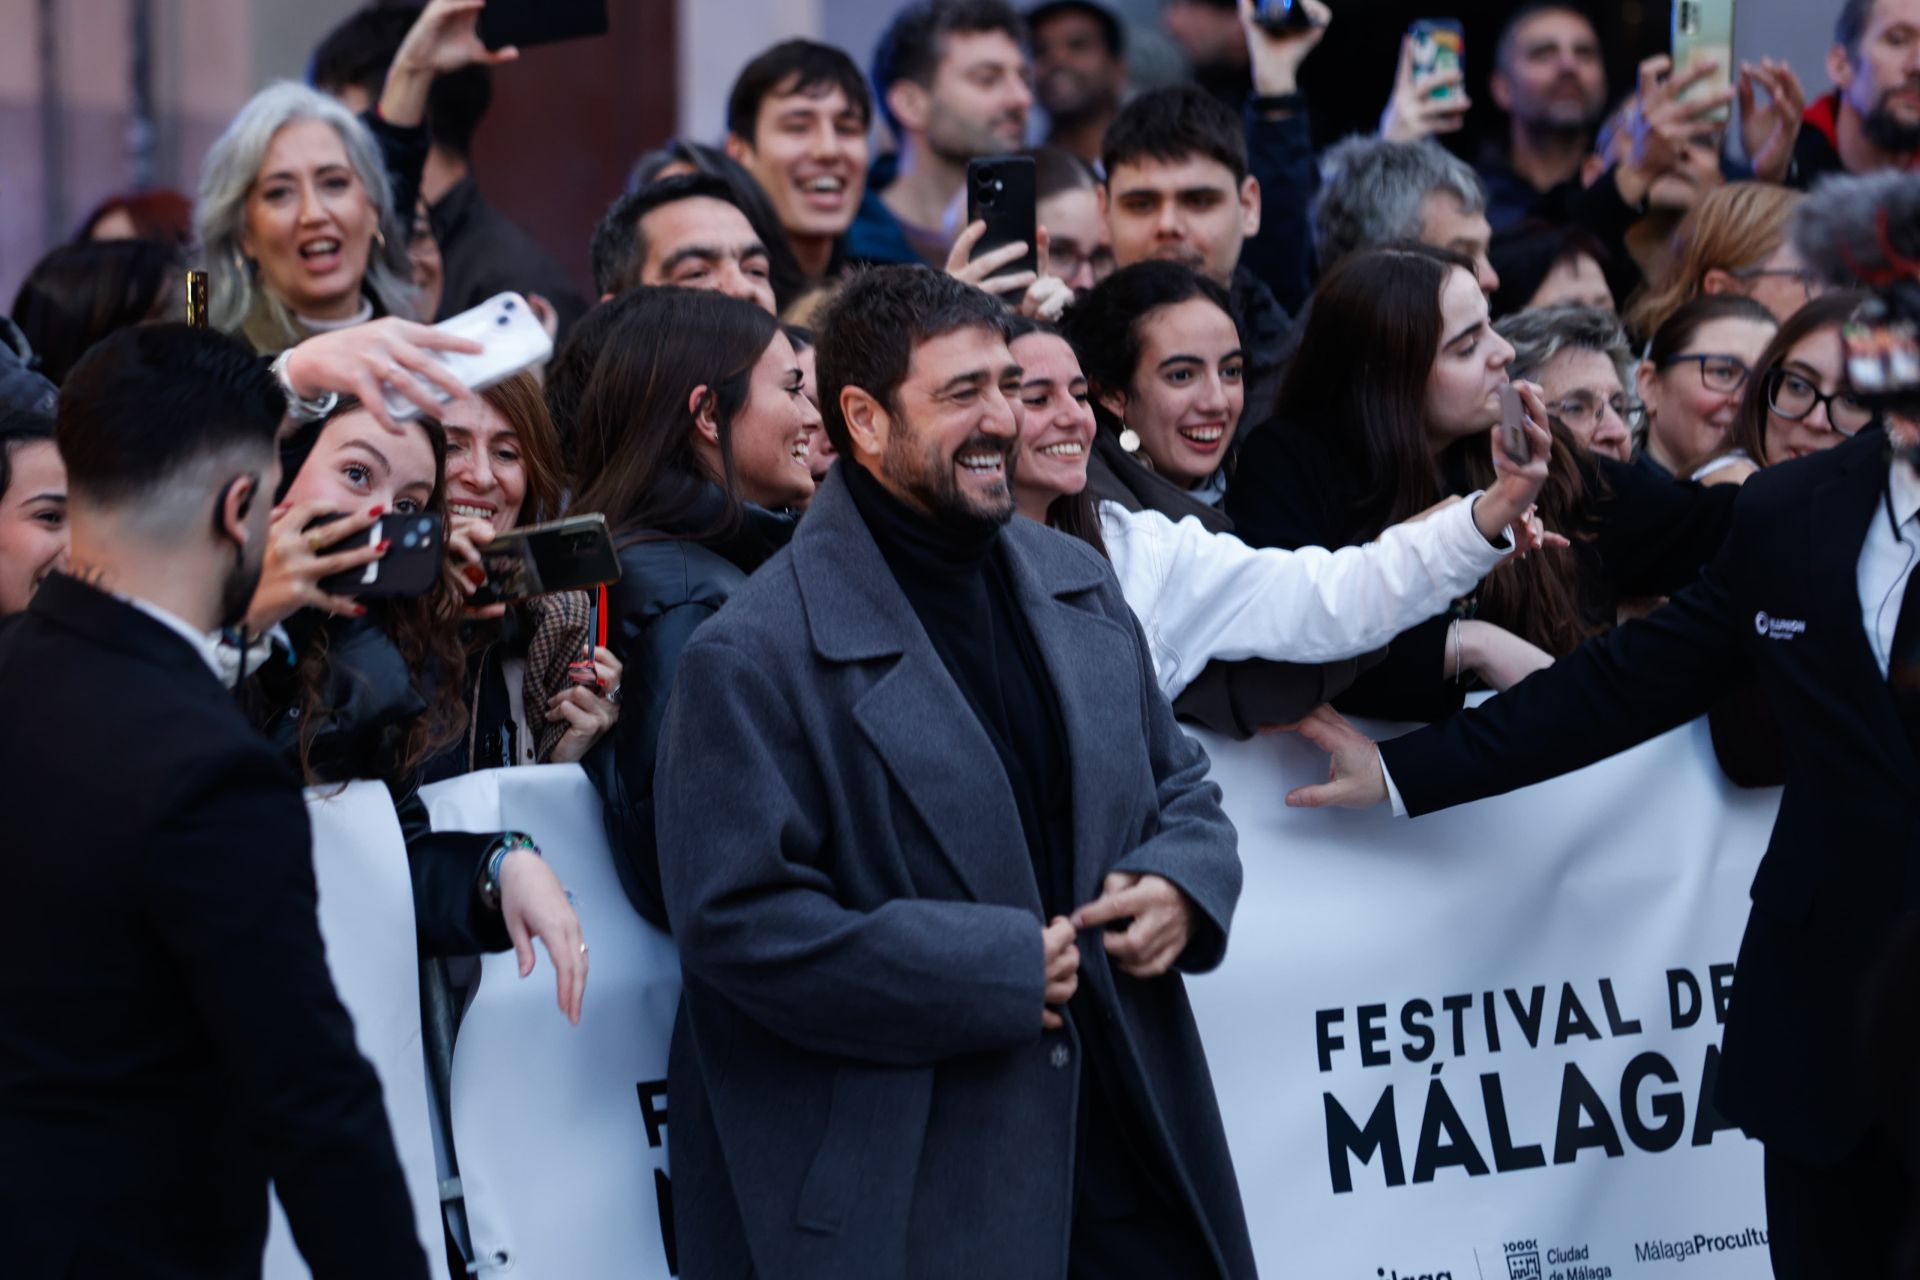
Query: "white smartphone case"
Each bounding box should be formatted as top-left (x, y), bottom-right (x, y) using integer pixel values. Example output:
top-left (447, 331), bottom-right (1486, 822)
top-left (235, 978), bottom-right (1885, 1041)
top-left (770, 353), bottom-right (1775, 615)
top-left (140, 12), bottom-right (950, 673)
top-left (383, 292), bottom-right (554, 422)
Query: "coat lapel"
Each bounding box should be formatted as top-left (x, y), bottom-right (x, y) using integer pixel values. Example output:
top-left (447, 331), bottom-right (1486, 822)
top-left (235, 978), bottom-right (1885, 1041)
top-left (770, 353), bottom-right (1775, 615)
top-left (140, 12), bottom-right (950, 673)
top-left (793, 472), bottom-right (1041, 913)
top-left (999, 524), bottom-right (1145, 911)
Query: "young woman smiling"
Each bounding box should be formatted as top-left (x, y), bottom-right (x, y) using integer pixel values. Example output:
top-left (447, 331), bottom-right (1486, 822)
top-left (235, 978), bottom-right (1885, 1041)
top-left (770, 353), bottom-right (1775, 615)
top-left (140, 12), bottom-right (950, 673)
top-left (243, 402), bottom-right (588, 1023)
top-left (567, 288), bottom-right (820, 928)
top-left (1007, 319), bottom-right (1555, 702)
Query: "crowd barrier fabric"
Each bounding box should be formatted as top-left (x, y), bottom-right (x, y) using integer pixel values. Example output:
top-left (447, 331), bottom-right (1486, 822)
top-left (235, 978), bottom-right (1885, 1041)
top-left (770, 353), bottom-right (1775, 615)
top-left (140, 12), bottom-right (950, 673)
top-left (1185, 715), bottom-right (1782, 1279)
top-left (266, 782), bottom-right (453, 1280)
top-left (286, 718), bottom-right (1782, 1280)
top-left (422, 765), bottom-right (681, 1279)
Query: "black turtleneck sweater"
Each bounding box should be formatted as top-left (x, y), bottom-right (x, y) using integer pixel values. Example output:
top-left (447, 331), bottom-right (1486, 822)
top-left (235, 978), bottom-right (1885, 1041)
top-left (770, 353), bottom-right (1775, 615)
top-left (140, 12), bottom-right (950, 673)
top-left (844, 460), bottom-right (1074, 916)
top-left (843, 462), bottom-right (1216, 1276)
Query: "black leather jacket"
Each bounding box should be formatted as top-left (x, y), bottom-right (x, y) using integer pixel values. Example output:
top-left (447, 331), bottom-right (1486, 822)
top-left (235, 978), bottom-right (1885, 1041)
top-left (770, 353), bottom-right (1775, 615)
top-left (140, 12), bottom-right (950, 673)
top-left (593, 494), bottom-right (797, 929)
top-left (246, 611), bottom-right (510, 957)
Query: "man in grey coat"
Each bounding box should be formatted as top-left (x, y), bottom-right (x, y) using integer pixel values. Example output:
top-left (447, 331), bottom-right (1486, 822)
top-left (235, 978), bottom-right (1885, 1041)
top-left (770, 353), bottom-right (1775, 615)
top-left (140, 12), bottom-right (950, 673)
top-left (653, 266), bottom-right (1253, 1279)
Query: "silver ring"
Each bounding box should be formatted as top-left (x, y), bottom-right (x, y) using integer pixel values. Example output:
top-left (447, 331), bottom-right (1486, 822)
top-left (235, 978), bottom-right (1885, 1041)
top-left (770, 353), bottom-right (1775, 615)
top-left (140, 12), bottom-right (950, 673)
top-left (579, 942), bottom-right (589, 955)
top-left (606, 683), bottom-right (622, 706)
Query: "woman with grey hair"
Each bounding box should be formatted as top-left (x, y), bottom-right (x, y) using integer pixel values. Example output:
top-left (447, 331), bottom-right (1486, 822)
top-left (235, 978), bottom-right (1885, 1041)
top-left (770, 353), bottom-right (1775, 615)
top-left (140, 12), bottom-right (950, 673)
top-left (1496, 304), bottom-right (1640, 462)
top-left (197, 81), bottom-right (415, 354)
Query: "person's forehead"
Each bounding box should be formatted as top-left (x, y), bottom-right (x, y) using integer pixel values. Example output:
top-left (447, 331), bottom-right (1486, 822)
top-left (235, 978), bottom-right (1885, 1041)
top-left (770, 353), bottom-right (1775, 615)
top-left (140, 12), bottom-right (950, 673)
top-left (1109, 154), bottom-right (1237, 194)
top-left (938, 28), bottom-right (1029, 75)
top-left (762, 76), bottom-right (862, 120)
top-left (1034, 10), bottom-right (1105, 48)
top-left (263, 118), bottom-right (351, 168)
top-left (1785, 327), bottom-right (1845, 368)
top-left (641, 197), bottom-right (756, 254)
top-left (1013, 330), bottom-right (1081, 376)
top-left (1515, 8), bottom-right (1599, 49)
top-left (1138, 297), bottom-right (1237, 351)
top-left (1420, 191), bottom-right (1488, 242)
top-left (1867, 0), bottom-right (1920, 37)
top-left (1540, 345), bottom-right (1622, 389)
top-left (903, 325), bottom-right (1015, 386)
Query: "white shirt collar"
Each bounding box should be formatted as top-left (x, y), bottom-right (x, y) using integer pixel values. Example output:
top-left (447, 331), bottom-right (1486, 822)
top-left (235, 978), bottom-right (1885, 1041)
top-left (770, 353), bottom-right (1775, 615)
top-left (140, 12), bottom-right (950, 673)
top-left (1890, 455), bottom-right (1920, 531)
top-left (121, 596), bottom-right (226, 680)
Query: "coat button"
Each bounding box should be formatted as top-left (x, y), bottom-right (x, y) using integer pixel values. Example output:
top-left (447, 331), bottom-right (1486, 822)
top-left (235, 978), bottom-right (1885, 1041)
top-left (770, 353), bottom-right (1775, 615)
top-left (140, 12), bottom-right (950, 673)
top-left (1050, 1043), bottom-right (1070, 1069)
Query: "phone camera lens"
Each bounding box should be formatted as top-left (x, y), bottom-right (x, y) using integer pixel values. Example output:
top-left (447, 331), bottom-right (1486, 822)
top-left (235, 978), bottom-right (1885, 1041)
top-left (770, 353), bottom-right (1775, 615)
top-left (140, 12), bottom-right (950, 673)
top-left (403, 533), bottom-right (420, 549)
top-left (418, 518), bottom-right (433, 533)
top-left (504, 298), bottom-right (517, 310)
top-left (497, 314), bottom-right (510, 326)
top-left (977, 166), bottom-right (996, 185)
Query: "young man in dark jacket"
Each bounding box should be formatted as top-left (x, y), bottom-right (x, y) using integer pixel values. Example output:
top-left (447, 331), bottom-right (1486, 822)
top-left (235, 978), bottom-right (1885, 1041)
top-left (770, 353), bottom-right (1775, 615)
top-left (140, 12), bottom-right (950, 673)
top-left (0, 325), bottom-right (427, 1279)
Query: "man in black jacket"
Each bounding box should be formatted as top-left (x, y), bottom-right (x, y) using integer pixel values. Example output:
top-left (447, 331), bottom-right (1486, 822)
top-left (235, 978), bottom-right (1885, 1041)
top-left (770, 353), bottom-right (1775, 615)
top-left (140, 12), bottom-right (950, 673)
top-left (0, 325), bottom-right (426, 1279)
top-left (1284, 419), bottom-right (1920, 1276)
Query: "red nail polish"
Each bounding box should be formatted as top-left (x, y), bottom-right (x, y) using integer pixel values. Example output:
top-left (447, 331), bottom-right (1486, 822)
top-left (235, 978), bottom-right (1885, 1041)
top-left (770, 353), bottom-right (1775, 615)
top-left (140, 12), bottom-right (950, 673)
top-left (367, 506), bottom-right (384, 518)
top-left (464, 565), bottom-right (487, 584)
top-left (352, 605), bottom-right (368, 617)
top-left (375, 540), bottom-right (392, 554)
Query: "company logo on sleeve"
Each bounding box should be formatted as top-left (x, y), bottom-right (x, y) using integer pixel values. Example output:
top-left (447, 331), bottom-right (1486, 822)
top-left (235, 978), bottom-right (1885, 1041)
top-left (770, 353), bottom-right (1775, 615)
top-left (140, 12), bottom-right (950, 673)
top-left (1754, 611), bottom-right (1806, 640)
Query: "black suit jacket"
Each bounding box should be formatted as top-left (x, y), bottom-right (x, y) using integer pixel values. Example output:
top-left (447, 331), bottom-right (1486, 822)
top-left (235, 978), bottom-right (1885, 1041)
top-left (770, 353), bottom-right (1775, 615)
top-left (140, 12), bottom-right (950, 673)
top-left (1380, 431), bottom-right (1920, 1166)
top-left (0, 576), bottom-right (426, 1279)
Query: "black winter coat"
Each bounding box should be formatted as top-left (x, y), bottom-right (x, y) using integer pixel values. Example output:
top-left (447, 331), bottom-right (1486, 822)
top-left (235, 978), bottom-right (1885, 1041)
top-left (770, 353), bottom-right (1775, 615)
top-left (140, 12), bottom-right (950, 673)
top-left (594, 495), bottom-right (798, 928)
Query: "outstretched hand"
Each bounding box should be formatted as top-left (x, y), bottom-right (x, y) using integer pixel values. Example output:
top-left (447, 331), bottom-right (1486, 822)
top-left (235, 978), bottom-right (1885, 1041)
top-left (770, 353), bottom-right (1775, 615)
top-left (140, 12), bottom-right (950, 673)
top-left (282, 318), bottom-right (480, 433)
top-left (1379, 33), bottom-right (1470, 142)
top-left (1737, 58), bottom-right (1806, 185)
top-left (379, 0), bottom-right (519, 128)
top-left (1276, 705), bottom-right (1390, 810)
top-left (498, 849), bottom-right (587, 1026)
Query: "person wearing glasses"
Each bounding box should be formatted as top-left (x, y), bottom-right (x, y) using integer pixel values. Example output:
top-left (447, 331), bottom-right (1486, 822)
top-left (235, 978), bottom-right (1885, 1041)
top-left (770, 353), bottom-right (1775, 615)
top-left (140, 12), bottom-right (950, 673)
top-left (1498, 302), bottom-right (1743, 631)
top-left (1627, 183), bottom-right (1819, 341)
top-left (1634, 294), bottom-right (1780, 481)
top-left (1718, 290), bottom-right (1881, 478)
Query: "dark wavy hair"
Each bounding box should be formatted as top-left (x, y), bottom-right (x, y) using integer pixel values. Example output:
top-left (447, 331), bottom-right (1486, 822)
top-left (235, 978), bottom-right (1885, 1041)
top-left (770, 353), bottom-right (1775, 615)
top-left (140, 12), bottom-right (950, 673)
top-left (11, 239), bottom-right (182, 385)
top-left (1058, 259), bottom-right (1237, 444)
top-left (567, 288), bottom-right (780, 546)
top-left (1278, 244), bottom-right (1600, 655)
top-left (277, 405), bottom-right (467, 786)
top-left (1728, 288), bottom-right (1875, 468)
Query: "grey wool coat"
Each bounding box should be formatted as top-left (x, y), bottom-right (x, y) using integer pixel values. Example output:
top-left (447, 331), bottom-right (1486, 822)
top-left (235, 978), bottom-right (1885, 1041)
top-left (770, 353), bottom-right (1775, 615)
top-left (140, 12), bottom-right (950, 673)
top-left (653, 468), bottom-right (1255, 1280)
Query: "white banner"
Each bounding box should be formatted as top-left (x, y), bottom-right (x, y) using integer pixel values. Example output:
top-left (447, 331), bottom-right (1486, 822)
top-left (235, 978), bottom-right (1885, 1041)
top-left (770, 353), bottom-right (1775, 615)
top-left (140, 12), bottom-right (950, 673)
top-left (422, 765), bottom-right (680, 1280)
top-left (267, 782), bottom-right (452, 1280)
top-left (1186, 715), bottom-right (1782, 1280)
top-left (284, 717), bottom-right (1782, 1280)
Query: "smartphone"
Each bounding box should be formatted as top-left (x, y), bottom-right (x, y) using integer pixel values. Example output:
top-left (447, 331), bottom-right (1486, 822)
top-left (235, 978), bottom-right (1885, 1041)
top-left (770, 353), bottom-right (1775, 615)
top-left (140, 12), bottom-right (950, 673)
top-left (966, 156), bottom-right (1039, 283)
top-left (1255, 0), bottom-right (1318, 33)
top-left (1498, 384), bottom-right (1533, 465)
top-left (1671, 0), bottom-right (1735, 125)
top-left (381, 292), bottom-right (553, 424)
top-left (1410, 19), bottom-right (1465, 102)
top-left (314, 512), bottom-right (446, 599)
top-left (467, 514), bottom-right (622, 607)
top-left (478, 0), bottom-right (608, 50)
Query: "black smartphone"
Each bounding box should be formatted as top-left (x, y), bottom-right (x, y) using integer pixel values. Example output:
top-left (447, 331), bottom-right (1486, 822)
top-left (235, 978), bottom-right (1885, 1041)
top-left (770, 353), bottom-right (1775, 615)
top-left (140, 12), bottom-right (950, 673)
top-left (468, 515), bottom-right (622, 607)
top-left (478, 0), bottom-right (609, 51)
top-left (313, 512), bottom-right (445, 599)
top-left (1255, 0), bottom-right (1319, 33)
top-left (966, 156), bottom-right (1038, 283)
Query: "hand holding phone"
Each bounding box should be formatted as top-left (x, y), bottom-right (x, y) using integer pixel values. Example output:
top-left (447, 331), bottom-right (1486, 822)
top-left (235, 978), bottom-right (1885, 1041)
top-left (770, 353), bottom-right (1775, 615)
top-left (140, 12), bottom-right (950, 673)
top-left (1409, 19), bottom-right (1466, 103)
top-left (1254, 0), bottom-right (1320, 33)
top-left (478, 0), bottom-right (608, 50)
top-left (1671, 0), bottom-right (1735, 125)
top-left (380, 293), bottom-right (554, 424)
top-left (467, 515), bottom-right (623, 607)
top-left (1498, 383), bottom-right (1533, 466)
top-left (964, 156), bottom-right (1039, 285)
top-left (313, 512), bottom-right (446, 599)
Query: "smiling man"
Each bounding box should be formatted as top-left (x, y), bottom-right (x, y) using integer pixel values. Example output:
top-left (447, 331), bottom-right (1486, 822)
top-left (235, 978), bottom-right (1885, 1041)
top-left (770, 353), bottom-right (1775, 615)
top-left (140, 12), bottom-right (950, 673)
top-left (588, 174), bottom-right (777, 313)
top-left (724, 40), bottom-right (874, 284)
top-left (851, 0), bottom-right (1034, 267)
top-left (652, 266), bottom-right (1253, 1280)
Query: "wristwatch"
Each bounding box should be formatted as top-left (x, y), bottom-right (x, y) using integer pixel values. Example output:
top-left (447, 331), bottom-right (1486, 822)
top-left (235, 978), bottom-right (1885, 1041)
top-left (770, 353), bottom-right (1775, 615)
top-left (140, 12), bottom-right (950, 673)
top-left (269, 349), bottom-right (340, 423)
top-left (477, 832), bottom-right (541, 912)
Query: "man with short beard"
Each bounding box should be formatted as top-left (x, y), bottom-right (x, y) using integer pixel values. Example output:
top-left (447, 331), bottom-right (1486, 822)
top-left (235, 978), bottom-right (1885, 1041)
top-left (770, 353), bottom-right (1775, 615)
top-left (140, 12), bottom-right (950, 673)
top-left (1794, 0), bottom-right (1920, 182)
top-left (653, 267), bottom-right (1253, 1280)
top-left (1029, 0), bottom-right (1129, 167)
top-left (850, 0), bottom-right (1034, 267)
top-left (1475, 2), bottom-right (1610, 230)
top-left (0, 325), bottom-right (427, 1278)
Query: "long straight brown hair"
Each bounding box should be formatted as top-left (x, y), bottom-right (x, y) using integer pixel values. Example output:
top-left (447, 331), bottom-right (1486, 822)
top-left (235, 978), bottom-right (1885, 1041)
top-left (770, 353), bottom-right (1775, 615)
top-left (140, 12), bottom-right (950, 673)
top-left (567, 287), bottom-right (778, 545)
top-left (1276, 243), bottom-right (1597, 655)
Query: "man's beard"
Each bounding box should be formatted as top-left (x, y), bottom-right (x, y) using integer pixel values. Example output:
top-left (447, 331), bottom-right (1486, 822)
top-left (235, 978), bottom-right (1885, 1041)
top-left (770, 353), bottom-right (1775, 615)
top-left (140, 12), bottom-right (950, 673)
top-left (926, 105), bottom-right (1027, 166)
top-left (217, 547), bottom-right (266, 633)
top-left (1863, 87), bottom-right (1920, 154)
top-left (881, 425), bottom-right (1018, 537)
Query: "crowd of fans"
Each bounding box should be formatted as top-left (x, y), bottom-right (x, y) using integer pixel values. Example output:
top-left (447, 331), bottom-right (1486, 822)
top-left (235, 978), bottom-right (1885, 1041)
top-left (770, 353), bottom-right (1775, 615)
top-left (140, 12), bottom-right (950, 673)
top-left (3, 0), bottom-right (1918, 1274)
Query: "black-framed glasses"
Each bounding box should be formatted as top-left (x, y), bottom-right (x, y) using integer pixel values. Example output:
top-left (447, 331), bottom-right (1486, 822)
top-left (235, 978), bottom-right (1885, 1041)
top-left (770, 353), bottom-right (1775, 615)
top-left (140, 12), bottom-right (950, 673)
top-left (1766, 367), bottom-right (1875, 436)
top-left (1547, 390), bottom-right (1645, 432)
top-left (1659, 353), bottom-right (1750, 394)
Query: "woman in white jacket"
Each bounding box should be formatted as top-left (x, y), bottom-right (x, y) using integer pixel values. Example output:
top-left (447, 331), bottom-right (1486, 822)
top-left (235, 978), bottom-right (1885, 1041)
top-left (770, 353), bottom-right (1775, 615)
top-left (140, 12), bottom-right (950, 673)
top-left (1007, 322), bottom-right (1560, 702)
